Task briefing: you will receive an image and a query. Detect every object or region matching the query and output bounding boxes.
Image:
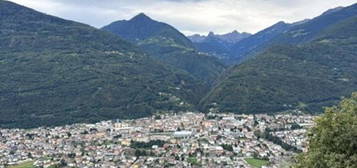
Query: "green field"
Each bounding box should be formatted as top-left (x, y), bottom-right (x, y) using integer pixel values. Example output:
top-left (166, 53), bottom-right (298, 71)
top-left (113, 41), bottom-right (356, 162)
top-left (245, 158), bottom-right (269, 168)
top-left (8, 161), bottom-right (34, 168)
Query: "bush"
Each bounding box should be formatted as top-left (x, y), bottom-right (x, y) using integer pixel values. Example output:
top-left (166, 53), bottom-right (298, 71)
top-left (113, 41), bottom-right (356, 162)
top-left (294, 92), bottom-right (357, 168)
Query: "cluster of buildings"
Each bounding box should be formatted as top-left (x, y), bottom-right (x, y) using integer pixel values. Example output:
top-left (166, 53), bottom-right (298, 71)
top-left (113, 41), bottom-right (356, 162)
top-left (0, 112), bottom-right (314, 168)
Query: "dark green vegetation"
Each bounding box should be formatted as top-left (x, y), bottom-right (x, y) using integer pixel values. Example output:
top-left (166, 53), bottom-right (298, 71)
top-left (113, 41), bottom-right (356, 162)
top-left (134, 149), bottom-right (154, 157)
top-left (225, 4), bottom-right (357, 64)
top-left (101, 13), bottom-right (193, 48)
top-left (0, 1), bottom-right (207, 128)
top-left (294, 93), bottom-right (357, 168)
top-left (244, 158), bottom-right (269, 168)
top-left (220, 144), bottom-right (233, 152)
top-left (255, 129), bottom-right (301, 152)
top-left (8, 161), bottom-right (34, 168)
top-left (130, 140), bottom-right (166, 149)
top-left (228, 21), bottom-right (292, 64)
top-left (1, 0), bottom-right (357, 129)
top-left (102, 14), bottom-right (226, 85)
top-left (187, 157), bottom-right (201, 166)
top-left (273, 5), bottom-right (357, 44)
top-left (130, 140), bottom-right (166, 157)
top-left (200, 8), bottom-right (357, 114)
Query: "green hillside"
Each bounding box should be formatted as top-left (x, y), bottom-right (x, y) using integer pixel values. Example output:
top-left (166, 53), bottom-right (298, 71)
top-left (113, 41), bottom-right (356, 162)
top-left (0, 1), bottom-right (207, 128)
top-left (294, 93), bottom-right (357, 168)
top-left (101, 13), bottom-right (194, 48)
top-left (200, 16), bottom-right (357, 114)
top-left (138, 36), bottom-right (226, 85)
top-left (102, 14), bottom-right (226, 85)
top-left (229, 4), bottom-right (357, 64)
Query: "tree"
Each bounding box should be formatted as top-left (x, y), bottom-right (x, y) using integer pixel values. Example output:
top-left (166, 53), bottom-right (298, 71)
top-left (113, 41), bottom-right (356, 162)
top-left (294, 92), bottom-right (357, 168)
top-left (135, 149), bottom-right (147, 157)
top-left (221, 144), bottom-right (234, 152)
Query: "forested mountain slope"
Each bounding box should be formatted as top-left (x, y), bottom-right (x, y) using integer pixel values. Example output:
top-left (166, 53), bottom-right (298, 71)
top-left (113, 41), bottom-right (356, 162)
top-left (200, 16), bottom-right (357, 114)
top-left (228, 4), bottom-right (357, 64)
top-left (102, 14), bottom-right (226, 85)
top-left (0, 1), bottom-right (207, 128)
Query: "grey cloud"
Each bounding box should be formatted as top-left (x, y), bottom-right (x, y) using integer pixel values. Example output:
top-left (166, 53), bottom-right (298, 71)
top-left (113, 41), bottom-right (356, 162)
top-left (9, 0), bottom-right (357, 35)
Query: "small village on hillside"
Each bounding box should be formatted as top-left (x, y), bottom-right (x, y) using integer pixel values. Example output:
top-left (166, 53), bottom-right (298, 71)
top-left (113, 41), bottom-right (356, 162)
top-left (0, 112), bottom-right (314, 168)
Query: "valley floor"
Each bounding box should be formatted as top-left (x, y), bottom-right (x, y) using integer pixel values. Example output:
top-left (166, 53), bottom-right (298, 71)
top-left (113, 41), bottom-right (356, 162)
top-left (0, 112), bottom-right (315, 168)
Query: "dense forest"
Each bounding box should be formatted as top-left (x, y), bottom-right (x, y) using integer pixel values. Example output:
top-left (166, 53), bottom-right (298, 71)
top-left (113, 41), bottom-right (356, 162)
top-left (0, 0), bottom-right (356, 129)
top-left (0, 1), bottom-right (207, 128)
top-left (293, 93), bottom-right (357, 168)
top-left (200, 15), bottom-right (357, 114)
top-left (102, 14), bottom-right (226, 85)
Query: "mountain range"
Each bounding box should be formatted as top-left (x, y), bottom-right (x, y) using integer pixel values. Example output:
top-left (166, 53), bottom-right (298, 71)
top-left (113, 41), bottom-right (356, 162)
top-left (0, 1), bottom-right (207, 128)
top-left (190, 5), bottom-right (357, 64)
top-left (0, 0), bottom-right (357, 128)
top-left (189, 31), bottom-right (251, 44)
top-left (188, 31), bottom-right (251, 61)
top-left (102, 14), bottom-right (226, 85)
top-left (200, 4), bottom-right (357, 114)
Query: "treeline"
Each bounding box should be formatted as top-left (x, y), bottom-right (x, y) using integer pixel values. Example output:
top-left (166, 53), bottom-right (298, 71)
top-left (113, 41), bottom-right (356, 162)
top-left (130, 140), bottom-right (166, 149)
top-left (221, 144), bottom-right (234, 152)
top-left (254, 129), bottom-right (301, 153)
top-left (294, 92), bottom-right (357, 168)
top-left (264, 123), bottom-right (303, 132)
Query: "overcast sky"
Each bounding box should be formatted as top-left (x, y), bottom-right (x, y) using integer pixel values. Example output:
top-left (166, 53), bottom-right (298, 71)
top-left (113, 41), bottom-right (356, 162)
top-left (9, 0), bottom-right (357, 35)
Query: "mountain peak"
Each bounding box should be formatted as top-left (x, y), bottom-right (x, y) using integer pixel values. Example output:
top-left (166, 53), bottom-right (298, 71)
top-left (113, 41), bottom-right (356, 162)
top-left (102, 12), bottom-right (195, 48)
top-left (321, 6), bottom-right (344, 16)
top-left (0, 0), bottom-right (208, 128)
top-left (231, 30), bottom-right (239, 34)
top-left (208, 31), bottom-right (215, 36)
top-left (275, 21), bottom-right (287, 25)
top-left (131, 13), bottom-right (152, 21)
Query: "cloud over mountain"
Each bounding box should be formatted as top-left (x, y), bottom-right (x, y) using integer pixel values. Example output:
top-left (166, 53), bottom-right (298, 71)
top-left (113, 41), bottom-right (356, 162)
top-left (9, 0), bottom-right (357, 34)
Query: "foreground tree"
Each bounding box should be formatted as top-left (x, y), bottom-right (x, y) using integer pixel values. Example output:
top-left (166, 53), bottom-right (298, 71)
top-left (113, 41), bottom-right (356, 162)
top-left (294, 93), bottom-right (357, 168)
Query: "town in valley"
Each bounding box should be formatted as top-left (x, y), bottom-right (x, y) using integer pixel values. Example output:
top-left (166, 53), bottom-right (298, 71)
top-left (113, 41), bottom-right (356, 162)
top-left (0, 112), bottom-right (314, 168)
